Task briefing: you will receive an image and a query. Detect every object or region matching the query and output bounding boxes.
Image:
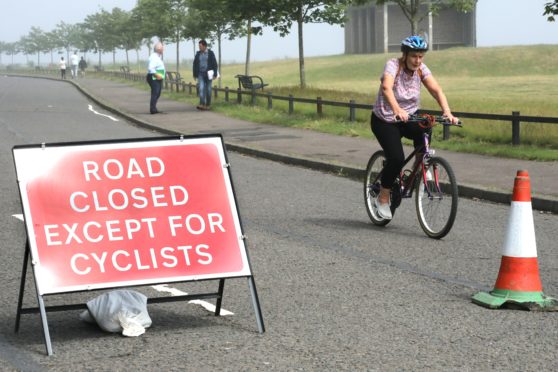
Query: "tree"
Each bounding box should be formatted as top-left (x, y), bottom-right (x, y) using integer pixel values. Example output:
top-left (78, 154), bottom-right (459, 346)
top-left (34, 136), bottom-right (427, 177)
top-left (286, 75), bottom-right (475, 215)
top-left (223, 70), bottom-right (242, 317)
top-left (107, 8), bottom-right (142, 66)
top-left (72, 24), bottom-right (97, 61)
top-left (4, 42), bottom-right (19, 65)
top-left (133, 0), bottom-right (189, 71)
top-left (187, 0), bottom-right (239, 86)
top-left (544, 1), bottom-right (558, 21)
top-left (0, 41), bottom-right (5, 64)
top-left (53, 21), bottom-right (80, 62)
top-left (375, 0), bottom-right (477, 35)
top-left (44, 31), bottom-right (60, 65)
top-left (23, 27), bottom-right (49, 66)
top-left (222, 0), bottom-right (271, 75)
top-left (83, 11), bottom-right (116, 67)
top-left (267, 0), bottom-right (359, 89)
top-left (181, 5), bottom-right (210, 55)
top-left (18, 36), bottom-right (33, 65)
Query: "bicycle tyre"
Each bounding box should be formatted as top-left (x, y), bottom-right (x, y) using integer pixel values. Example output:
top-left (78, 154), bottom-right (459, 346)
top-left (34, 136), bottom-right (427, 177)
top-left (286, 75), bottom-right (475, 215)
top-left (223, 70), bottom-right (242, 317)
top-left (364, 151), bottom-right (392, 226)
top-left (415, 156), bottom-right (458, 239)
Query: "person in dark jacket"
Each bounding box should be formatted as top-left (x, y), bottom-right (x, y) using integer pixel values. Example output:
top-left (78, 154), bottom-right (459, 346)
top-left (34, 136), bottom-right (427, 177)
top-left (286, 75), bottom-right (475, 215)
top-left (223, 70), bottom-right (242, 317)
top-left (192, 39), bottom-right (219, 110)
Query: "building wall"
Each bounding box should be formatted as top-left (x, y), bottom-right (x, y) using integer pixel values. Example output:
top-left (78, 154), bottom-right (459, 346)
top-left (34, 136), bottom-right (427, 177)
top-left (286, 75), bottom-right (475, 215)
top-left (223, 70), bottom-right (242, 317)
top-left (345, 2), bottom-right (476, 54)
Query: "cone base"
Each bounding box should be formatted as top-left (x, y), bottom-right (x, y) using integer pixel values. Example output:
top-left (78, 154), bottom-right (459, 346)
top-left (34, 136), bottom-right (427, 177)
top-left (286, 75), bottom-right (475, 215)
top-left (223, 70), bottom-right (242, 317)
top-left (472, 289), bottom-right (558, 311)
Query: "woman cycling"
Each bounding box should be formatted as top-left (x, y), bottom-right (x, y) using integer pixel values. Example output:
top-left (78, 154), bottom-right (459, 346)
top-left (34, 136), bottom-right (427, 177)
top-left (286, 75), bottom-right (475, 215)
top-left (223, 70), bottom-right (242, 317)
top-left (371, 35), bottom-right (459, 220)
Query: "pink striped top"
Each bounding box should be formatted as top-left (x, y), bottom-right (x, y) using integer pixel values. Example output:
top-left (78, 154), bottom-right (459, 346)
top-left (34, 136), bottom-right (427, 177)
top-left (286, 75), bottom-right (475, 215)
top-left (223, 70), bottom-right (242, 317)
top-left (373, 58), bottom-right (431, 123)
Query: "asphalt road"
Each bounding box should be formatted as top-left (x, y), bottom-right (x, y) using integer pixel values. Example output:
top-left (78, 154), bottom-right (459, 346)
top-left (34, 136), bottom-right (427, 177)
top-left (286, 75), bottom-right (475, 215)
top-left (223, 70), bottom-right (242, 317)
top-left (0, 76), bottom-right (556, 371)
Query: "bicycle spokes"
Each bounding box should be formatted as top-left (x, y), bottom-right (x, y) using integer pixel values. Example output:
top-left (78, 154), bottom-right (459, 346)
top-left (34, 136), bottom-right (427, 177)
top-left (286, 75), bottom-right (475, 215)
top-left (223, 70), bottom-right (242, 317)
top-left (415, 157), bottom-right (458, 239)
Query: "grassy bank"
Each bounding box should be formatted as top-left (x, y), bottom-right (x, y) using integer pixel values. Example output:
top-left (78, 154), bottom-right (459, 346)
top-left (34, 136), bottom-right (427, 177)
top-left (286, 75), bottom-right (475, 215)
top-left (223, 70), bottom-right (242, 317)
top-left (110, 45), bottom-right (558, 160)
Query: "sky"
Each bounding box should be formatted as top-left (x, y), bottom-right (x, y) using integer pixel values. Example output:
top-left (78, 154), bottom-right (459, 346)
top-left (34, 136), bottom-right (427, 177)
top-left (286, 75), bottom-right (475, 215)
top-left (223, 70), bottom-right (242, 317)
top-left (2, 0), bottom-right (558, 65)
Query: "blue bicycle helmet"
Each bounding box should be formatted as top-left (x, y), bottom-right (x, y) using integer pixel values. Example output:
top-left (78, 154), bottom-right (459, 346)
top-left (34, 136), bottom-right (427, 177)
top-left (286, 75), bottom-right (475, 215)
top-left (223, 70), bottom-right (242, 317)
top-left (401, 36), bottom-right (428, 53)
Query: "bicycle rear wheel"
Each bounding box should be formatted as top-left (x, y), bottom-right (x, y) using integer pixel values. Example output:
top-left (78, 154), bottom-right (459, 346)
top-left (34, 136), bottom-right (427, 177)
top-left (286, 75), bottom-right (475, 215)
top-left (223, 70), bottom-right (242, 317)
top-left (364, 151), bottom-right (392, 226)
top-left (415, 157), bottom-right (458, 239)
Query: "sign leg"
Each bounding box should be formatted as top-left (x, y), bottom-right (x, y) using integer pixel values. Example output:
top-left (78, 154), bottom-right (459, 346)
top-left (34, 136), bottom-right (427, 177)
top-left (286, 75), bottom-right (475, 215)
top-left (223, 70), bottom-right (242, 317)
top-left (247, 276), bottom-right (265, 334)
top-left (36, 295), bottom-right (53, 356)
top-left (15, 240), bottom-right (30, 333)
top-left (214, 279), bottom-right (225, 316)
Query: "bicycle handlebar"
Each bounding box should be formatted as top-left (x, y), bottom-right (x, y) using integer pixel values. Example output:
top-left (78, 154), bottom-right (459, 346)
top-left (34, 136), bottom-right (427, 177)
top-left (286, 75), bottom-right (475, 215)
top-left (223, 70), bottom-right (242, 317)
top-left (397, 114), bottom-right (463, 127)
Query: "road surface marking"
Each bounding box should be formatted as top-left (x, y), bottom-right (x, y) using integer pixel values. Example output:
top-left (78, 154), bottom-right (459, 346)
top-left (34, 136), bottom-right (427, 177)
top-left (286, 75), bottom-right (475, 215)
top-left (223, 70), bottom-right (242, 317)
top-left (151, 284), bottom-right (233, 315)
top-left (88, 104), bottom-right (119, 121)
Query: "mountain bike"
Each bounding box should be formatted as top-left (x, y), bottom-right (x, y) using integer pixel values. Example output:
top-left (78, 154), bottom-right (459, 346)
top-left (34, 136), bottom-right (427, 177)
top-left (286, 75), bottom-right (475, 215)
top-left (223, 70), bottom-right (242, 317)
top-left (364, 114), bottom-right (462, 239)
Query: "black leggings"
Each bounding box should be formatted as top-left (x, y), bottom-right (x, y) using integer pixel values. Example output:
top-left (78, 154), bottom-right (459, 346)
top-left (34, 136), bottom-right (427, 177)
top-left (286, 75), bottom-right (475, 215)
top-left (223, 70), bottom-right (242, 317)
top-left (371, 112), bottom-right (431, 188)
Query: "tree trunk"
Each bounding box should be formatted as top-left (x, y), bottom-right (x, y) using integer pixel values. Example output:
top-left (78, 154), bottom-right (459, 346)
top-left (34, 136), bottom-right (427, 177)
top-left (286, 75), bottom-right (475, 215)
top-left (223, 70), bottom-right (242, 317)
top-left (126, 50), bottom-right (130, 66)
top-left (245, 19), bottom-right (252, 76)
top-left (98, 50), bottom-right (102, 67)
top-left (146, 39), bottom-right (152, 61)
top-left (297, 9), bottom-right (306, 89)
top-left (217, 30), bottom-right (223, 88)
top-left (175, 30), bottom-right (180, 73)
top-left (112, 50), bottom-right (116, 65)
top-left (411, 19), bottom-right (418, 35)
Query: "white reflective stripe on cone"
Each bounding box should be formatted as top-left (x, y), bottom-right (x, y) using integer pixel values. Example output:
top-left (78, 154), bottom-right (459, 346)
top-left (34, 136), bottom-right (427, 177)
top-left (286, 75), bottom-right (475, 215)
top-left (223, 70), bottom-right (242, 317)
top-left (502, 201), bottom-right (537, 258)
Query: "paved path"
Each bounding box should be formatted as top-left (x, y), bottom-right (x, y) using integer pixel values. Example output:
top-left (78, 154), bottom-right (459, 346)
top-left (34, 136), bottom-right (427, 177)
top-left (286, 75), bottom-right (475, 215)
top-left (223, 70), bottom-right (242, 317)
top-left (19, 74), bottom-right (558, 212)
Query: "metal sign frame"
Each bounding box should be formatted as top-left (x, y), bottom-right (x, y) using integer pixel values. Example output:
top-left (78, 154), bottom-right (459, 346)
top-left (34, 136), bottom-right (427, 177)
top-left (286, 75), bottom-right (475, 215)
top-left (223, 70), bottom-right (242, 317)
top-left (12, 134), bottom-right (264, 355)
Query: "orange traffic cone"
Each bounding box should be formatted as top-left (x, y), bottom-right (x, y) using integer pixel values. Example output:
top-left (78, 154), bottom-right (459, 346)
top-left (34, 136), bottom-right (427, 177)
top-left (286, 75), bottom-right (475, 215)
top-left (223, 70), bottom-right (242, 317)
top-left (472, 170), bottom-right (558, 311)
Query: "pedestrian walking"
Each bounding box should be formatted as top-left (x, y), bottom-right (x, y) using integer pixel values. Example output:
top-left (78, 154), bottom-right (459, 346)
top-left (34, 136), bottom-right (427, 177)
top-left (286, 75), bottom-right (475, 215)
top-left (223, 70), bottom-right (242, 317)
top-left (78, 57), bottom-right (87, 77)
top-left (70, 51), bottom-right (79, 79)
top-left (59, 57), bottom-right (67, 79)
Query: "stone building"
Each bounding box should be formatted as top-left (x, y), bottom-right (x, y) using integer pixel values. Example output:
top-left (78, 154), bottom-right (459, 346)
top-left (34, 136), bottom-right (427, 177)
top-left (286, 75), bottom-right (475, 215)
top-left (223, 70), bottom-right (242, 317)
top-left (345, 1), bottom-right (477, 54)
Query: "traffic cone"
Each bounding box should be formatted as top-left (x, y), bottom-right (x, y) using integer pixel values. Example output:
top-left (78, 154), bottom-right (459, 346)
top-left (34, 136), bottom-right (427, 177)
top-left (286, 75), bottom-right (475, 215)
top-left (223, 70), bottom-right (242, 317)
top-left (472, 170), bottom-right (558, 311)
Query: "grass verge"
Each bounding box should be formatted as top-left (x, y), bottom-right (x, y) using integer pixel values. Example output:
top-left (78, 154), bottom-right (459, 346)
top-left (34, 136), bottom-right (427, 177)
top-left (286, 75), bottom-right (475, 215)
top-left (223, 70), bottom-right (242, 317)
top-left (98, 44), bottom-right (558, 161)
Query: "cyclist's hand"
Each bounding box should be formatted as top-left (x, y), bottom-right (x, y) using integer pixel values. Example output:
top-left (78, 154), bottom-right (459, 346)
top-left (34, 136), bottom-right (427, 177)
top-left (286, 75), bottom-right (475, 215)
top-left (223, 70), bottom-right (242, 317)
top-left (394, 110), bottom-right (409, 122)
top-left (443, 113), bottom-right (459, 125)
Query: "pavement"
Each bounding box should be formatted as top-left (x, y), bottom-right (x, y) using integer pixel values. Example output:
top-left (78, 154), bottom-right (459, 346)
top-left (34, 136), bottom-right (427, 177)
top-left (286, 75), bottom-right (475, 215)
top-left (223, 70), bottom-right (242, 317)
top-left (15, 74), bottom-right (558, 212)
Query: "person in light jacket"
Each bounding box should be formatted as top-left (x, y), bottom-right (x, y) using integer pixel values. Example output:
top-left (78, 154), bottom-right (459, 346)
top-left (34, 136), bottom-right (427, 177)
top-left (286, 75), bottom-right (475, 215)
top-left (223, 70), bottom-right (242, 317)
top-left (146, 42), bottom-right (165, 114)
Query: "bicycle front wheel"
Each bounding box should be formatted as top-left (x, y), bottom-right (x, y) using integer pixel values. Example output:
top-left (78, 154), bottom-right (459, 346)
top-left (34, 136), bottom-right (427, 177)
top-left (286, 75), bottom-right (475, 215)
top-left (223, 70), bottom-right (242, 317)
top-left (364, 150), bottom-right (392, 226)
top-left (415, 157), bottom-right (458, 239)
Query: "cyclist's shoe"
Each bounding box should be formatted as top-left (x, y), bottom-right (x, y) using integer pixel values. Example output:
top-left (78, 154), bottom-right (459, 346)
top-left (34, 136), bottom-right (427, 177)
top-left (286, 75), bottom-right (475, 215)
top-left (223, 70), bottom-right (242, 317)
top-left (374, 197), bottom-right (392, 220)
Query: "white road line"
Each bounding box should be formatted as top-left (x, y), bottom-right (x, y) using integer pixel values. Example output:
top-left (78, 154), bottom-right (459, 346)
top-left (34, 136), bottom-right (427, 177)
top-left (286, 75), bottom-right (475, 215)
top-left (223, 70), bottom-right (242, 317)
top-left (88, 104), bottom-right (119, 121)
top-left (12, 214), bottom-right (23, 221)
top-left (151, 284), bottom-right (234, 316)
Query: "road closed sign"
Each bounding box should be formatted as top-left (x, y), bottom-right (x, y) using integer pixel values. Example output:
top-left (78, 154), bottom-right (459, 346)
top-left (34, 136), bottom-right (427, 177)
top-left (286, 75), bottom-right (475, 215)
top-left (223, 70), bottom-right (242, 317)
top-left (13, 135), bottom-right (252, 295)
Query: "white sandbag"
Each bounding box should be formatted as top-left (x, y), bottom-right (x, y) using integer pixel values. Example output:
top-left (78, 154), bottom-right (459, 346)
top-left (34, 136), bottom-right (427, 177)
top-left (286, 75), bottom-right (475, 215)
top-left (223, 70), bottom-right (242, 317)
top-left (80, 290), bottom-right (152, 336)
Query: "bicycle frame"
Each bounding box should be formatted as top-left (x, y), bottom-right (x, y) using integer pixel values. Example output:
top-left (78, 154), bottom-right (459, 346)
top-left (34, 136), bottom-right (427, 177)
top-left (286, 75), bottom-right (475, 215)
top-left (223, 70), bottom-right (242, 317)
top-left (399, 129), bottom-right (438, 199)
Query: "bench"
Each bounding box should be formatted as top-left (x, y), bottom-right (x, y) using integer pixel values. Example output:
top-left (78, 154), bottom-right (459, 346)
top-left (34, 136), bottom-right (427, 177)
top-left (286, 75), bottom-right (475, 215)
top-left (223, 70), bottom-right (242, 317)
top-left (120, 65), bottom-right (130, 74)
top-left (165, 71), bottom-right (183, 92)
top-left (235, 75), bottom-right (268, 91)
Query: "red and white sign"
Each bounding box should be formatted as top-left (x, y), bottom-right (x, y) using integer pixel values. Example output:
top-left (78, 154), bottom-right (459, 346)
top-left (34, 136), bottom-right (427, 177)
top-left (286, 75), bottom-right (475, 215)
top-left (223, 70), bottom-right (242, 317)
top-left (13, 136), bottom-right (251, 295)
